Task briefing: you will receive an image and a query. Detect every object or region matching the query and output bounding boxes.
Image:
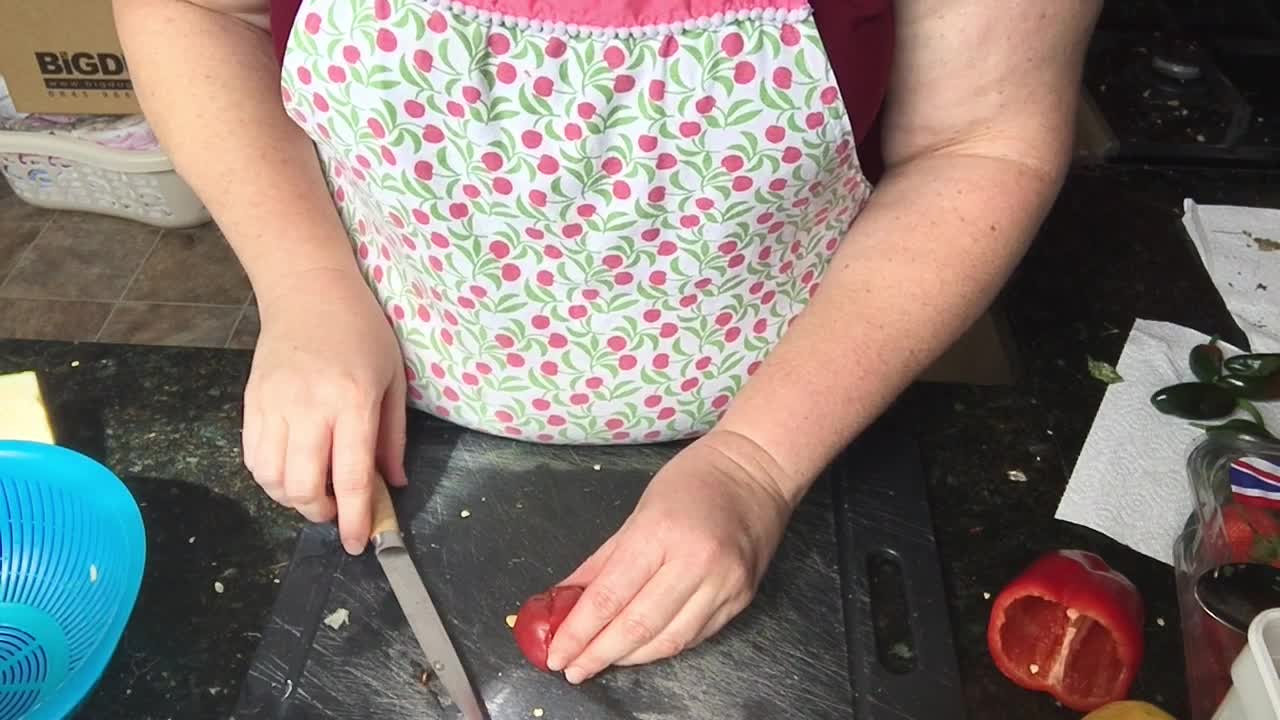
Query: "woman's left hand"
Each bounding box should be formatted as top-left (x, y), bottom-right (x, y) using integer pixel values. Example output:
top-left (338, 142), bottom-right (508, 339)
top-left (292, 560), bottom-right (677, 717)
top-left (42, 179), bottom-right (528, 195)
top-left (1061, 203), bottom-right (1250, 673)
top-left (544, 429), bottom-right (797, 684)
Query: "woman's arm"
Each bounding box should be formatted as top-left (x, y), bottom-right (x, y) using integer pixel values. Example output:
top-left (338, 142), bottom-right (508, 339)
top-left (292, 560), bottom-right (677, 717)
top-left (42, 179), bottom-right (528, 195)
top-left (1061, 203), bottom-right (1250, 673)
top-left (115, 1), bottom-right (409, 554)
top-left (113, 0), bottom-right (357, 298)
top-left (543, 0), bottom-right (1105, 683)
top-left (715, 0), bottom-right (1104, 501)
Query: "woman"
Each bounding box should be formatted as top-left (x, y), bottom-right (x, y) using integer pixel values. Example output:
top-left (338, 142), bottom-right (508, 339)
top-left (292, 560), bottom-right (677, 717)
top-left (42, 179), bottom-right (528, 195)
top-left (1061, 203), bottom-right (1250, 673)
top-left (114, 0), bottom-right (1100, 685)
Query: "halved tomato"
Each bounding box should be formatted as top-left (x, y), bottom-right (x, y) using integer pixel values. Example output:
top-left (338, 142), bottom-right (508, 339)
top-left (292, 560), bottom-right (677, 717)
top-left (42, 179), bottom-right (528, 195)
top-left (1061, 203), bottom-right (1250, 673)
top-left (512, 585), bottom-right (584, 671)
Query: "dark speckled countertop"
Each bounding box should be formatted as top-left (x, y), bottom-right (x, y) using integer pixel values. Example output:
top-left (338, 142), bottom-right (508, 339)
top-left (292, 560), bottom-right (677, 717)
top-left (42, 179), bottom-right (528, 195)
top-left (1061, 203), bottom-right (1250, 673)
top-left (3, 165), bottom-right (1278, 718)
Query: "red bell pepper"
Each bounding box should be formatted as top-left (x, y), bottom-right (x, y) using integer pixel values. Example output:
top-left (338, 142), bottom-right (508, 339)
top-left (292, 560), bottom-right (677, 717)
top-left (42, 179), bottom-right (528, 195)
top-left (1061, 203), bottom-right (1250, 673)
top-left (986, 550), bottom-right (1144, 712)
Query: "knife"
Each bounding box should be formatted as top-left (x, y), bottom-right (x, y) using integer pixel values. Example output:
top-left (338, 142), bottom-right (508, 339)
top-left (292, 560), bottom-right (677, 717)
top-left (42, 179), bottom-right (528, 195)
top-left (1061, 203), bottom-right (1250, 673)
top-left (370, 480), bottom-right (487, 719)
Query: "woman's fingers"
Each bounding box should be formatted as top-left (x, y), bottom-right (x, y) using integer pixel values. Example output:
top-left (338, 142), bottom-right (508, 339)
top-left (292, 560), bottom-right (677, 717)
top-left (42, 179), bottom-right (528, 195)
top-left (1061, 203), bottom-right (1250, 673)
top-left (332, 405), bottom-right (380, 554)
top-left (245, 366), bottom-right (405, 549)
top-left (240, 276), bottom-right (408, 541)
top-left (250, 395), bottom-right (392, 553)
top-left (546, 540), bottom-right (662, 674)
top-left (241, 403), bottom-right (262, 472)
top-left (378, 372), bottom-right (409, 488)
top-left (563, 566), bottom-right (705, 683)
top-left (615, 586), bottom-right (721, 667)
top-left (284, 419), bottom-right (337, 522)
top-left (251, 414), bottom-right (289, 505)
top-left (691, 593), bottom-right (752, 647)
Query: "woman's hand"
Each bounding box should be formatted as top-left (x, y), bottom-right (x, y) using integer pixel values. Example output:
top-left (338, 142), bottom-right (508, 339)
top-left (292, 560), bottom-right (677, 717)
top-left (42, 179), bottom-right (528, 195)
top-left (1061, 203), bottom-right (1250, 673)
top-left (242, 268), bottom-right (408, 554)
top-left (544, 429), bottom-right (796, 683)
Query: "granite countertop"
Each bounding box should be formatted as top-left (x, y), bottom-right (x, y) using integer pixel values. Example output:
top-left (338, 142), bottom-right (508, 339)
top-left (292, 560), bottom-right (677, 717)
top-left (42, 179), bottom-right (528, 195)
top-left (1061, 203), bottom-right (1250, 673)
top-left (4, 165), bottom-right (1279, 718)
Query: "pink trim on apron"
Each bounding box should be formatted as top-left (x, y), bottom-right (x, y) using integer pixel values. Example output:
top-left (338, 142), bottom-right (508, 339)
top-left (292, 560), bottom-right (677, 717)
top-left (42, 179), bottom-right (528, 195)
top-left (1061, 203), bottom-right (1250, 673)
top-left (427, 0), bottom-right (812, 29)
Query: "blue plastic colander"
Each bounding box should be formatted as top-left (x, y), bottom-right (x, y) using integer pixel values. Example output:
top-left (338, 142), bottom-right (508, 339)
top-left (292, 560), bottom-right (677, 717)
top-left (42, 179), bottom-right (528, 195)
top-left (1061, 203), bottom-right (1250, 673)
top-left (0, 441), bottom-right (145, 720)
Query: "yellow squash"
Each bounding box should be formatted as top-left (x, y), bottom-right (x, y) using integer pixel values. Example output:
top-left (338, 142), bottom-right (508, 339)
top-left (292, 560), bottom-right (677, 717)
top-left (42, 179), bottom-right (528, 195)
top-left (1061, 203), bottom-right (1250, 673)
top-left (1082, 700), bottom-right (1176, 720)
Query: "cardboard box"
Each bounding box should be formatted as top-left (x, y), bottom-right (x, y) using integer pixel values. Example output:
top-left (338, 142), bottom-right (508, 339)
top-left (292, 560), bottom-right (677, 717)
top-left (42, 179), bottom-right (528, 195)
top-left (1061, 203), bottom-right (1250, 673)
top-left (919, 310), bottom-right (1016, 385)
top-left (0, 0), bottom-right (142, 115)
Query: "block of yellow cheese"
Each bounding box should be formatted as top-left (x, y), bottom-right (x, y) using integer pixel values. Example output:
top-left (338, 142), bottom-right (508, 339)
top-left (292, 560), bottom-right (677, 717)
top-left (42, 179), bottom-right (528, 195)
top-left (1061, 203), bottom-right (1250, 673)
top-left (0, 371), bottom-right (55, 444)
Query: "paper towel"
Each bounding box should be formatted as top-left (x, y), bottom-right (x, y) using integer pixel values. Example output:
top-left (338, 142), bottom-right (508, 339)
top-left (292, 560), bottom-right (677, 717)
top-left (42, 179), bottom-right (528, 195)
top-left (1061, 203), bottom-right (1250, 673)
top-left (1055, 320), bottom-right (1280, 564)
top-left (1182, 200), bottom-right (1280, 351)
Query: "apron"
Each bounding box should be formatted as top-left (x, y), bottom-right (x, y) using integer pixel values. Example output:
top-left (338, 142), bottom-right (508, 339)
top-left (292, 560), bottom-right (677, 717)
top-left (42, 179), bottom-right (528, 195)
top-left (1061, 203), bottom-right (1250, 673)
top-left (280, 0), bottom-right (873, 444)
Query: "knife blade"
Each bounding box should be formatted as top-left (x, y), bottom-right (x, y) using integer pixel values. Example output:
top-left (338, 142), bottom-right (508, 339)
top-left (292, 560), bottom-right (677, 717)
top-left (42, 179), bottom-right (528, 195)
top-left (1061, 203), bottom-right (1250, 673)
top-left (370, 481), bottom-right (486, 720)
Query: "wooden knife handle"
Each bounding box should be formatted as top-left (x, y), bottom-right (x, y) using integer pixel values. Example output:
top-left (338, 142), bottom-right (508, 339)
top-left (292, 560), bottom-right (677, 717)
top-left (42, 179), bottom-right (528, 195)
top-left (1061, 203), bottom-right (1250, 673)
top-left (369, 474), bottom-right (401, 540)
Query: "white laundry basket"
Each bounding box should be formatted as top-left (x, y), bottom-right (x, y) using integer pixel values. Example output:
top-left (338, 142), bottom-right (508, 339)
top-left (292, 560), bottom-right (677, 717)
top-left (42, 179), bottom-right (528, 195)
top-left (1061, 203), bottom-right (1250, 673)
top-left (0, 130), bottom-right (210, 228)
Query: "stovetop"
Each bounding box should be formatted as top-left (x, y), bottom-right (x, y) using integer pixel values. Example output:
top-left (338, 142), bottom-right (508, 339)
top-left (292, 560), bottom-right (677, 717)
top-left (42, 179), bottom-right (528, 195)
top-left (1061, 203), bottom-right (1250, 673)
top-left (1085, 0), bottom-right (1280, 166)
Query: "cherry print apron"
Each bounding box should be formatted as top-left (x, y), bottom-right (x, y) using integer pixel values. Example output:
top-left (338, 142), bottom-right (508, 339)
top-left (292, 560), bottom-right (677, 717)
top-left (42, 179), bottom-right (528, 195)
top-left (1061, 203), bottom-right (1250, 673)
top-left (280, 0), bottom-right (872, 444)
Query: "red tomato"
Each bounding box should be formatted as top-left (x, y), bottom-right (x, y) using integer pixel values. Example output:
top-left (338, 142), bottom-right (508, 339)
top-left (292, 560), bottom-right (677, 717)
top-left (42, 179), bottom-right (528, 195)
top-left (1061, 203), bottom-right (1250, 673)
top-left (512, 585), bottom-right (584, 671)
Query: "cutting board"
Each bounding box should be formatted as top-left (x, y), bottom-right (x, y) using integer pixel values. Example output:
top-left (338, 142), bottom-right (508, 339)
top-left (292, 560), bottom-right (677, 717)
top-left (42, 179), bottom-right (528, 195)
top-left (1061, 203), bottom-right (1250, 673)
top-left (233, 412), bottom-right (962, 719)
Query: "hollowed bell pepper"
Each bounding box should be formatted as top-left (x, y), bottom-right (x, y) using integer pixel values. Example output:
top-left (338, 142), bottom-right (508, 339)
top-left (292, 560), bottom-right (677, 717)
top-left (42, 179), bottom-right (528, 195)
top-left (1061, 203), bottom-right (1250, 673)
top-left (987, 550), bottom-right (1144, 712)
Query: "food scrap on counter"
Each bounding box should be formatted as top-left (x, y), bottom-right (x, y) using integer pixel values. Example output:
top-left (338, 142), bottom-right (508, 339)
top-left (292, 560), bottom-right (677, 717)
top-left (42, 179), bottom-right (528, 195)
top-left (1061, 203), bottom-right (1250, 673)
top-left (323, 608), bottom-right (351, 630)
top-left (1088, 357), bottom-right (1125, 385)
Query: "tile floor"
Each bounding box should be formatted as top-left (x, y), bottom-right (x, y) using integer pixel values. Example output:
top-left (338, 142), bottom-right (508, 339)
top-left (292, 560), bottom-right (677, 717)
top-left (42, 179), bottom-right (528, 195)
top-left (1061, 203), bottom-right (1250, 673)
top-left (0, 181), bottom-right (260, 349)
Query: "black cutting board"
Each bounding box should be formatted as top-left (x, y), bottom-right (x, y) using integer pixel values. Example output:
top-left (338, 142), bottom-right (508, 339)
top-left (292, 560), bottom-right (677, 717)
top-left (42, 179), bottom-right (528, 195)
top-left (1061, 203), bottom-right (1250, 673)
top-left (233, 412), bottom-right (962, 719)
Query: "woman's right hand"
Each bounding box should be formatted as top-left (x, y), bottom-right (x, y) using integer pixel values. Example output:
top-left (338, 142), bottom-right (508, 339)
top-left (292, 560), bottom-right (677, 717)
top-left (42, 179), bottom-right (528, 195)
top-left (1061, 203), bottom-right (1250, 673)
top-left (242, 268), bottom-right (409, 555)
top-left (114, 2), bottom-right (408, 553)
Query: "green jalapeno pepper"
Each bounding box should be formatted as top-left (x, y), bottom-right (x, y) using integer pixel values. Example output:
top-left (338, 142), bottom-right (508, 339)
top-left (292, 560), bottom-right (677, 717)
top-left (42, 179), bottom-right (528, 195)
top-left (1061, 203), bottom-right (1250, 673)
top-left (1150, 382), bottom-right (1238, 419)
top-left (1238, 399), bottom-right (1267, 428)
top-left (1189, 418), bottom-right (1278, 443)
top-left (1216, 373), bottom-right (1280, 401)
top-left (1222, 353), bottom-right (1280, 378)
